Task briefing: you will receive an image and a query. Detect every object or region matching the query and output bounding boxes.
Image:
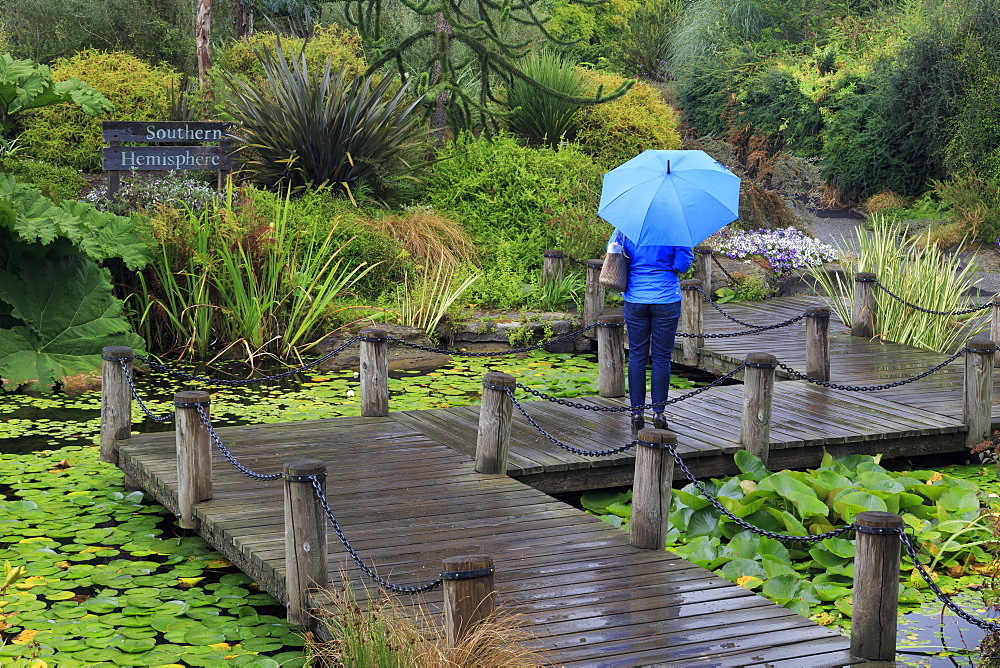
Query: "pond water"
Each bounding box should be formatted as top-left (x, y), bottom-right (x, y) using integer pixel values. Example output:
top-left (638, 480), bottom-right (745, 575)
top-left (1, 350), bottom-right (998, 665)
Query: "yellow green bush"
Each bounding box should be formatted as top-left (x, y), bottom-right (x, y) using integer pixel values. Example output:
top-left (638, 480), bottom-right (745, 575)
top-left (19, 50), bottom-right (177, 172)
top-left (575, 70), bottom-right (681, 170)
top-left (214, 26), bottom-right (366, 80)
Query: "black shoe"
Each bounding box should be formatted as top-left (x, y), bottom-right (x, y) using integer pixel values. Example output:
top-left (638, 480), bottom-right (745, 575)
top-left (652, 413), bottom-right (668, 430)
top-left (630, 413), bottom-right (645, 430)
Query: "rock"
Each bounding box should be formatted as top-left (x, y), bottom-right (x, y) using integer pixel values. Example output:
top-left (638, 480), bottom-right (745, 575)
top-left (313, 323), bottom-right (451, 372)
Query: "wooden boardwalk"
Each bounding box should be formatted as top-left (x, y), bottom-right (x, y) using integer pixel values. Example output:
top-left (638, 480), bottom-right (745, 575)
top-left (114, 294), bottom-right (993, 665)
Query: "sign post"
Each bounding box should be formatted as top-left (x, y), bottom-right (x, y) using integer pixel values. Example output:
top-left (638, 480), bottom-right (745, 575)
top-left (101, 121), bottom-right (235, 197)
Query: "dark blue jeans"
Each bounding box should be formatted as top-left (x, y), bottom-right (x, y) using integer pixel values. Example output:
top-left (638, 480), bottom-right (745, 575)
top-left (623, 301), bottom-right (681, 414)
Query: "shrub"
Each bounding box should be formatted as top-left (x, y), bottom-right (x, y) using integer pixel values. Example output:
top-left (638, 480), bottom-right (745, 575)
top-left (214, 26), bottom-right (366, 81)
top-left (224, 41), bottom-right (427, 197)
top-left (0, 157), bottom-right (86, 201)
top-left (737, 68), bottom-right (823, 155)
top-left (19, 50), bottom-right (177, 172)
top-left (575, 70), bottom-right (682, 170)
top-left (502, 50), bottom-right (587, 147)
top-left (83, 171), bottom-right (217, 216)
top-left (931, 170), bottom-right (1000, 243)
top-left (426, 132), bottom-right (605, 284)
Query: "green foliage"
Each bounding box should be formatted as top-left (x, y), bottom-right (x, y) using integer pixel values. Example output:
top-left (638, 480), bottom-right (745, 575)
top-left (575, 71), bottom-right (682, 170)
top-left (0, 54), bottom-right (113, 136)
top-left (214, 26), bottom-right (366, 81)
top-left (426, 133), bottom-right (605, 298)
top-left (0, 157), bottom-right (86, 202)
top-left (0, 174), bottom-right (150, 390)
top-left (582, 451), bottom-right (994, 623)
top-left (393, 256), bottom-right (480, 336)
top-left (0, 0), bottom-right (202, 73)
top-left (547, 0), bottom-right (643, 65)
top-left (223, 40), bottom-right (428, 196)
top-left (931, 170), bottom-right (1000, 243)
top-left (503, 51), bottom-right (586, 147)
top-left (614, 0), bottom-right (683, 79)
top-left (19, 50), bottom-right (177, 172)
top-left (737, 68), bottom-right (823, 155)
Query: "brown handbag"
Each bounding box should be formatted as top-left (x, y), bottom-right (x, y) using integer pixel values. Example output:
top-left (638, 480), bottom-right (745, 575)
top-left (599, 236), bottom-right (629, 292)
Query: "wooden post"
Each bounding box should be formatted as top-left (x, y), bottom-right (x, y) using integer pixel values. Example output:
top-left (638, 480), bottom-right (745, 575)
top-left (359, 327), bottom-right (389, 417)
top-left (584, 259), bottom-right (605, 327)
top-left (542, 250), bottom-right (564, 288)
top-left (597, 314), bottom-right (626, 398)
top-left (284, 458), bottom-right (329, 627)
top-left (100, 346), bottom-right (133, 464)
top-left (694, 246), bottom-right (712, 297)
top-left (442, 555), bottom-right (495, 646)
top-left (964, 338), bottom-right (995, 448)
top-left (740, 353), bottom-right (776, 467)
top-left (680, 279), bottom-right (704, 366)
top-left (175, 390), bottom-right (212, 530)
top-left (475, 372), bottom-right (515, 474)
top-left (630, 429), bottom-right (676, 550)
top-left (805, 306), bottom-right (831, 381)
top-left (851, 511), bottom-right (903, 661)
top-left (852, 272), bottom-right (876, 338)
top-left (107, 139), bottom-right (121, 197)
top-left (991, 295), bottom-right (1000, 368)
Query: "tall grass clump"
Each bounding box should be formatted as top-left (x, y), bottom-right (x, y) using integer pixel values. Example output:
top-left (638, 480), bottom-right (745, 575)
top-left (808, 215), bottom-right (986, 352)
top-left (502, 50), bottom-right (587, 147)
top-left (307, 576), bottom-right (546, 667)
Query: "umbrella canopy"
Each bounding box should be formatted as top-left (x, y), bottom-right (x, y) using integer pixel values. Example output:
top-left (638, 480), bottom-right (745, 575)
top-left (598, 149), bottom-right (740, 247)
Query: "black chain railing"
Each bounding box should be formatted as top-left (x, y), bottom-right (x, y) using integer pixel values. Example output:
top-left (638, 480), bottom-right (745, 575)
top-left (510, 363), bottom-right (746, 414)
top-left (309, 476), bottom-right (443, 594)
top-left (900, 530), bottom-right (1000, 632)
top-left (134, 337), bottom-right (360, 386)
top-left (696, 285), bottom-right (759, 328)
top-left (776, 346), bottom-right (968, 391)
top-left (388, 322), bottom-right (599, 357)
top-left (564, 254), bottom-right (593, 269)
top-left (119, 359), bottom-right (174, 423)
top-left (195, 404), bottom-right (282, 482)
top-left (873, 277), bottom-right (993, 316)
top-left (676, 313), bottom-right (807, 338)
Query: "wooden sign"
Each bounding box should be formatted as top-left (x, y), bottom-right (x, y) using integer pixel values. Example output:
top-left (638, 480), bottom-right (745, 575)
top-left (102, 146), bottom-right (233, 171)
top-left (101, 120), bottom-right (235, 196)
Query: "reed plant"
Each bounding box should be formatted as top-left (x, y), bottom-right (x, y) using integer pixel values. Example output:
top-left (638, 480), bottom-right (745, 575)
top-left (397, 255), bottom-right (480, 336)
top-left (808, 215), bottom-right (987, 353)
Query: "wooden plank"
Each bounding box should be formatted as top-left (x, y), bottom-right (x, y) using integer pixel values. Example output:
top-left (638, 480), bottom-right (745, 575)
top-left (102, 120), bottom-right (232, 142)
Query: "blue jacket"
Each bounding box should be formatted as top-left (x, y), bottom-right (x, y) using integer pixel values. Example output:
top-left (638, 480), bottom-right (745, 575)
top-left (612, 232), bottom-right (694, 304)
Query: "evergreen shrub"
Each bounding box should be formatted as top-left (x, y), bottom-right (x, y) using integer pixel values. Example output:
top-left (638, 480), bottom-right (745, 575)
top-left (19, 50), bottom-right (177, 172)
top-left (0, 158), bottom-right (86, 201)
top-left (426, 133), bottom-right (605, 292)
top-left (213, 26), bottom-right (366, 81)
top-left (575, 70), bottom-right (682, 170)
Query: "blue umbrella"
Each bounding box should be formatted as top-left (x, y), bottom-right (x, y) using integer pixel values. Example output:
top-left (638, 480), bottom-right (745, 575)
top-left (598, 149), bottom-right (740, 247)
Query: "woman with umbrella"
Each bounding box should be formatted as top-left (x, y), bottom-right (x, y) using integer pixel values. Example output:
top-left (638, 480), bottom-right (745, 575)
top-left (598, 150), bottom-right (740, 429)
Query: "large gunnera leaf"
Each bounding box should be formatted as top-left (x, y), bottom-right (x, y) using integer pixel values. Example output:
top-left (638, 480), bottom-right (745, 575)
top-left (0, 245), bottom-right (143, 390)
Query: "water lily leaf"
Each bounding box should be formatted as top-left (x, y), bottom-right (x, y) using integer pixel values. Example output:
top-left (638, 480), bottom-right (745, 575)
top-left (834, 596), bottom-right (853, 617)
top-left (580, 489), bottom-right (631, 514)
top-left (114, 637), bottom-right (157, 653)
top-left (184, 628), bottom-right (227, 645)
top-left (720, 558), bottom-right (767, 581)
top-left (808, 546), bottom-right (849, 569)
top-left (938, 487), bottom-right (979, 515)
top-left (604, 502), bottom-right (631, 519)
top-left (238, 637), bottom-right (284, 653)
top-left (734, 450), bottom-right (768, 481)
top-left (672, 489), bottom-right (710, 510)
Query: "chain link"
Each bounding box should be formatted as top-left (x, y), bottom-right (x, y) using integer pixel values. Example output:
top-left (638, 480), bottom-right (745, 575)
top-left (899, 530), bottom-right (1000, 632)
top-left (665, 438), bottom-right (856, 543)
top-left (511, 363), bottom-right (746, 413)
top-left (874, 277), bottom-right (992, 316)
top-left (195, 405), bottom-right (282, 481)
top-left (501, 387), bottom-right (637, 456)
top-left (388, 323), bottom-right (599, 357)
top-left (676, 313), bottom-right (806, 338)
top-left (776, 347), bottom-right (966, 392)
top-left (696, 285), bottom-right (758, 328)
top-left (310, 477), bottom-right (443, 594)
top-left (134, 336), bottom-right (360, 386)
top-left (120, 359), bottom-right (174, 423)
top-left (564, 254), bottom-right (593, 269)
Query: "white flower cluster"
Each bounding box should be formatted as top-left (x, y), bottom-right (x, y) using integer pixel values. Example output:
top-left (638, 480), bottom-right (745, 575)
top-left (713, 226), bottom-right (839, 274)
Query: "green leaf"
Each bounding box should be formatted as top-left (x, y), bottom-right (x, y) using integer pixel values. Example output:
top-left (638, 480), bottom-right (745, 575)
top-left (720, 558), bottom-right (767, 581)
top-left (734, 450), bottom-right (769, 480)
top-left (580, 489), bottom-right (631, 514)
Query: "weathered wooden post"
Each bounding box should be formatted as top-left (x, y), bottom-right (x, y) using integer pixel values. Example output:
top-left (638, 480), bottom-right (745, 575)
top-left (694, 246), bottom-right (713, 297)
top-left (680, 279), bottom-right (704, 366)
top-left (359, 327), bottom-right (389, 417)
top-left (101, 346), bottom-right (133, 464)
top-left (630, 429), bottom-right (676, 550)
top-left (542, 250), bottom-right (564, 288)
top-left (442, 555), bottom-right (495, 646)
top-left (805, 306), bottom-right (831, 381)
top-left (584, 259), bottom-right (605, 327)
top-left (476, 372), bottom-right (515, 474)
top-left (284, 458), bottom-right (329, 626)
top-left (852, 272), bottom-right (876, 338)
top-left (175, 390), bottom-right (212, 530)
top-left (964, 337), bottom-right (995, 448)
top-left (991, 295), bottom-right (1000, 367)
top-left (597, 314), bottom-right (626, 398)
top-left (851, 511), bottom-right (903, 661)
top-left (741, 353), bottom-right (776, 467)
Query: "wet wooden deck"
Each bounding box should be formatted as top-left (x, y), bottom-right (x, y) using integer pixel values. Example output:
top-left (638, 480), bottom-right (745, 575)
top-left (113, 294), bottom-right (993, 665)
